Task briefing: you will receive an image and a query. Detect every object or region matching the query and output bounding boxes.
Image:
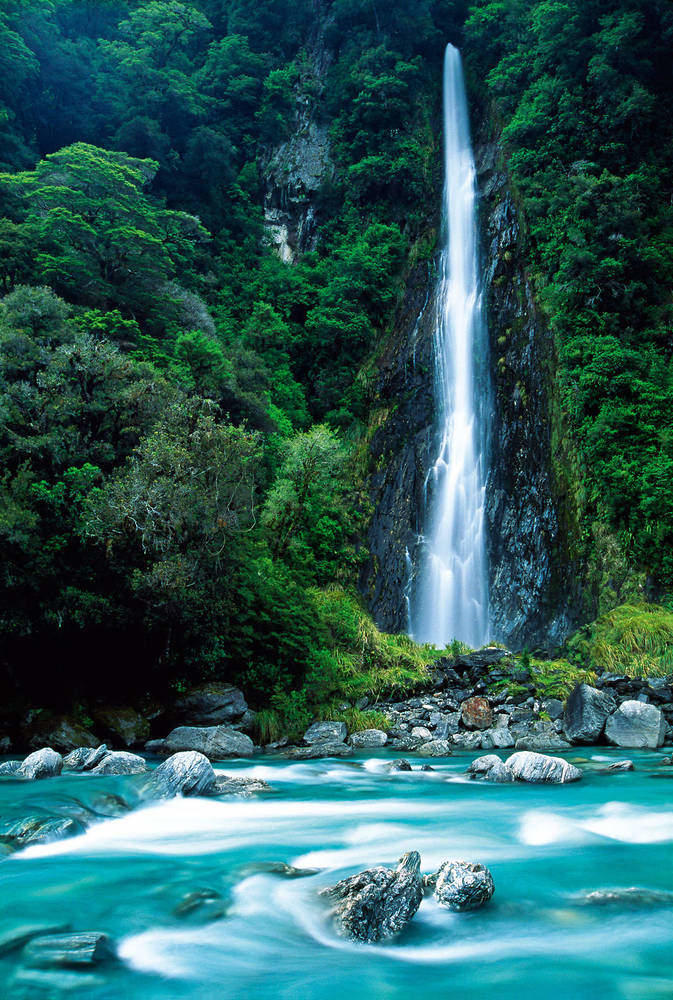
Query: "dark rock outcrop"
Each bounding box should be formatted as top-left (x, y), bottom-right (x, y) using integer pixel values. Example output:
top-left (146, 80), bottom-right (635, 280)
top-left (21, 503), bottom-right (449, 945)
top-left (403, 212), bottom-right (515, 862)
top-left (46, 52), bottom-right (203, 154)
top-left (563, 684), bottom-right (615, 743)
top-left (320, 851), bottom-right (424, 943)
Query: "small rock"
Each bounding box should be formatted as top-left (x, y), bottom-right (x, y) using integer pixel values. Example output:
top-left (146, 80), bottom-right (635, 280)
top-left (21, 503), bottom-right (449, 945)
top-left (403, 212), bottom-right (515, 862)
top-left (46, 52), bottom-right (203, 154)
top-left (432, 860), bottom-right (495, 911)
top-left (90, 751), bottom-right (147, 775)
top-left (173, 888), bottom-right (227, 922)
top-left (349, 729), bottom-right (388, 748)
top-left (460, 697), bottom-right (493, 731)
top-left (605, 701), bottom-right (666, 749)
top-left (241, 861), bottom-right (320, 878)
top-left (212, 776), bottom-right (271, 796)
top-left (451, 732), bottom-right (482, 750)
top-left (418, 739), bottom-right (452, 757)
top-left (410, 726), bottom-right (432, 741)
top-left (389, 759), bottom-right (412, 772)
top-left (505, 751), bottom-right (582, 783)
top-left (303, 721), bottom-right (347, 745)
top-left (467, 754), bottom-right (502, 776)
top-left (320, 851), bottom-right (423, 943)
top-left (481, 727), bottom-right (515, 750)
top-left (19, 748), bottom-right (63, 780)
top-left (23, 932), bottom-right (113, 968)
top-left (605, 759), bottom-right (634, 772)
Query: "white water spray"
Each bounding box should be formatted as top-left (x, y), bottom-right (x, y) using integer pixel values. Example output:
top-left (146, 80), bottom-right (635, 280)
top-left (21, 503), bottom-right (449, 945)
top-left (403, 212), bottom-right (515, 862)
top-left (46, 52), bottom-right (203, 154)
top-left (410, 44), bottom-right (489, 649)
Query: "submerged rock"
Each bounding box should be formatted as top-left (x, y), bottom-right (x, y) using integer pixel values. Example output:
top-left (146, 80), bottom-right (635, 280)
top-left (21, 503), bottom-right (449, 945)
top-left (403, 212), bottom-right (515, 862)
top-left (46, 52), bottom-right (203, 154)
top-left (605, 701), bottom-right (666, 749)
top-left (431, 861), bottom-right (495, 911)
top-left (579, 887), bottom-right (673, 907)
top-left (19, 748), bottom-right (63, 780)
top-left (173, 888), bottom-right (227, 922)
top-left (349, 729), bottom-right (388, 748)
top-left (23, 932), bottom-right (113, 968)
top-left (563, 684), bottom-right (615, 744)
top-left (303, 721), bottom-right (348, 745)
top-left (605, 759), bottom-right (634, 772)
top-left (141, 751), bottom-right (216, 798)
top-left (505, 750), bottom-right (582, 783)
top-left (212, 775), bottom-right (271, 797)
top-left (90, 751), bottom-right (147, 775)
top-left (241, 861), bottom-right (320, 879)
top-left (321, 851), bottom-right (424, 943)
top-left (288, 741), bottom-right (352, 759)
top-left (389, 759), bottom-right (413, 772)
top-left (1, 815), bottom-right (83, 850)
top-left (0, 924), bottom-right (70, 957)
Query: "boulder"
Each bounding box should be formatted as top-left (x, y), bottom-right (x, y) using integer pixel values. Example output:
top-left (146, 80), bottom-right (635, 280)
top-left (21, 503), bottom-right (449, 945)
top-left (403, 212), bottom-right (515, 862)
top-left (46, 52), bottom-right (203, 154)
top-left (349, 729), bottom-right (388, 748)
top-left (90, 751), bottom-right (147, 775)
top-left (63, 745), bottom-right (109, 772)
top-left (432, 861), bottom-right (495, 911)
top-left (303, 721), bottom-right (347, 745)
top-left (467, 754), bottom-right (503, 776)
top-left (173, 683), bottom-right (247, 725)
top-left (93, 707), bottom-right (149, 748)
top-left (0, 761), bottom-right (22, 777)
top-left (486, 760), bottom-right (515, 782)
top-left (288, 741), bottom-right (352, 759)
top-left (23, 932), bottom-right (113, 968)
top-left (418, 739), bottom-right (452, 757)
top-left (159, 725), bottom-right (254, 760)
top-left (451, 732), bottom-right (482, 750)
top-left (505, 750), bottom-right (582, 783)
top-left (141, 751), bottom-right (216, 798)
top-left (460, 697), bottom-right (493, 731)
top-left (605, 701), bottom-right (666, 749)
top-left (563, 684), bottom-right (615, 743)
top-left (410, 726), bottom-right (432, 741)
top-left (320, 851), bottom-right (424, 942)
top-left (19, 748), bottom-right (63, 780)
top-left (481, 727), bottom-right (515, 750)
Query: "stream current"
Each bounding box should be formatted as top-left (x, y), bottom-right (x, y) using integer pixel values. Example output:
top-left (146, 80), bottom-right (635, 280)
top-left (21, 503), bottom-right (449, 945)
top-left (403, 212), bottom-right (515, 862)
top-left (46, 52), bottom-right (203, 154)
top-left (1, 749), bottom-right (672, 997)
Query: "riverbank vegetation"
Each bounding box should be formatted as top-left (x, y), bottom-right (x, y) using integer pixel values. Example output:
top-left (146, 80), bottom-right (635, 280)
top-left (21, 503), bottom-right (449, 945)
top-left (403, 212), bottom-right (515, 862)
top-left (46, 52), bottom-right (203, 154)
top-left (1, 0), bottom-right (672, 722)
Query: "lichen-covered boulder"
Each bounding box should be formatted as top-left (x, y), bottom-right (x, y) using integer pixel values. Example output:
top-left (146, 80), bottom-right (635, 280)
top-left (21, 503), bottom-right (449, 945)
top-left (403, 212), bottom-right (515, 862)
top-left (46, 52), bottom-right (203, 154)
top-left (19, 748), bottom-right (63, 780)
top-left (431, 860), bottom-right (495, 911)
top-left (605, 701), bottom-right (666, 749)
top-left (505, 750), bottom-right (582, 783)
top-left (320, 851), bottom-right (423, 943)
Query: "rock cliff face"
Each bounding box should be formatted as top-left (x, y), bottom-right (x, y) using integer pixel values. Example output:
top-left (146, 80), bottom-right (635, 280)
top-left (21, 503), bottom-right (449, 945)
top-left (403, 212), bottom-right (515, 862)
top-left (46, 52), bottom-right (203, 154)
top-left (362, 129), bottom-right (579, 651)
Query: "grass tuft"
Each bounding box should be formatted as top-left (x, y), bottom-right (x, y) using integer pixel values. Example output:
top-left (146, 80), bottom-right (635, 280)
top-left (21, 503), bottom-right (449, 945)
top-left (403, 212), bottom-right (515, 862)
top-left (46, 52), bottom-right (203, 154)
top-left (569, 603), bottom-right (673, 677)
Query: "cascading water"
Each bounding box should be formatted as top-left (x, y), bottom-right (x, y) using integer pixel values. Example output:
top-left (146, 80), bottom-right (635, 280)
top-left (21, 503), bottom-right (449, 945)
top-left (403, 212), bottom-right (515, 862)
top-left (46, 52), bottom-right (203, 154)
top-left (410, 44), bottom-right (489, 649)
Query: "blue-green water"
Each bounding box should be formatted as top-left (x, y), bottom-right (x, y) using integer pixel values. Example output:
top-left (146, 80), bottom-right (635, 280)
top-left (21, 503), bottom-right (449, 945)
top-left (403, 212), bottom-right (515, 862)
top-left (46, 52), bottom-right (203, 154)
top-left (1, 749), bottom-right (672, 998)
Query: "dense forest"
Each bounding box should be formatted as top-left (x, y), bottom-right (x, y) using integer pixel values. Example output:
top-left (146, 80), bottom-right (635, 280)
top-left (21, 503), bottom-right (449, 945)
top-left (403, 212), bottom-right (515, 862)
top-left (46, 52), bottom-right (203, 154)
top-left (1, 0), bottom-right (672, 730)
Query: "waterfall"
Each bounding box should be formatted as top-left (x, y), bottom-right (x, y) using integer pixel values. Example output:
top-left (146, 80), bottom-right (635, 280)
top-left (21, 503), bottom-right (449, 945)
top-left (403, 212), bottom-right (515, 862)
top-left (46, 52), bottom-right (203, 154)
top-left (409, 44), bottom-right (489, 650)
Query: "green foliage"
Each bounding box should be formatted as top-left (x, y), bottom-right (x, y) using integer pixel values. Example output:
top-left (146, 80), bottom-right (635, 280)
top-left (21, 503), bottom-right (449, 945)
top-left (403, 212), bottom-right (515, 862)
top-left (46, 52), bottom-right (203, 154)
top-left (567, 603), bottom-right (673, 678)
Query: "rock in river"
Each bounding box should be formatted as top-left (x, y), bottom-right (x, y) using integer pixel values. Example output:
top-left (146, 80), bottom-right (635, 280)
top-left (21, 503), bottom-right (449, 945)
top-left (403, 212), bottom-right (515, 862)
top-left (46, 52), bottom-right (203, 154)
top-left (604, 701), bottom-right (666, 749)
top-left (19, 748), bottom-right (63, 780)
top-left (63, 745), bottom-right (109, 772)
top-left (321, 851), bottom-right (423, 943)
top-left (563, 684), bottom-right (615, 744)
top-left (505, 751), bottom-right (582, 783)
top-left (431, 861), bottom-right (495, 911)
top-left (90, 751), bottom-right (147, 775)
top-left (349, 729), bottom-right (388, 748)
top-left (141, 751), bottom-right (216, 798)
top-left (466, 755), bottom-right (513, 783)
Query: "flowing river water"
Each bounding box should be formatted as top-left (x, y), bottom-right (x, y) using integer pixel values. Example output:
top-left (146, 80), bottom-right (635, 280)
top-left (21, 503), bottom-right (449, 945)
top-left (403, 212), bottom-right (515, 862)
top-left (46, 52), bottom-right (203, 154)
top-left (1, 749), bottom-right (672, 997)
